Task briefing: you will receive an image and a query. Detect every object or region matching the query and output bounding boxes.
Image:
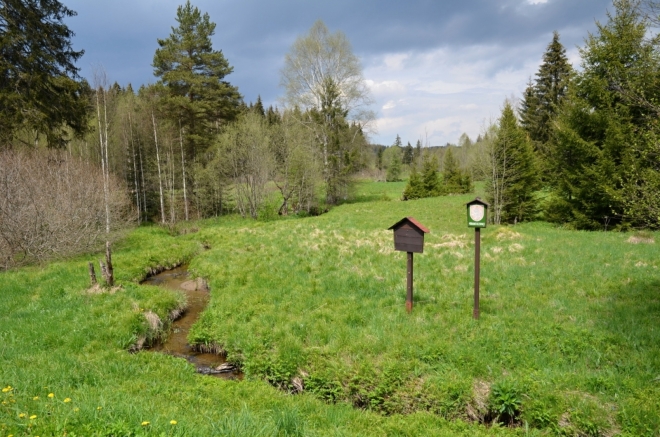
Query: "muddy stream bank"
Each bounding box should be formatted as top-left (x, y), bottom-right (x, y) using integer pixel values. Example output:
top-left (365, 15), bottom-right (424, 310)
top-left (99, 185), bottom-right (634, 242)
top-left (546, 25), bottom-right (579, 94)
top-left (142, 266), bottom-right (241, 380)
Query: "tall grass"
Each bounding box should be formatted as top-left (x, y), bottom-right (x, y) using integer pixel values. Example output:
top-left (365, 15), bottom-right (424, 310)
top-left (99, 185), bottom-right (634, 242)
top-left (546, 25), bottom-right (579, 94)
top-left (0, 183), bottom-right (658, 435)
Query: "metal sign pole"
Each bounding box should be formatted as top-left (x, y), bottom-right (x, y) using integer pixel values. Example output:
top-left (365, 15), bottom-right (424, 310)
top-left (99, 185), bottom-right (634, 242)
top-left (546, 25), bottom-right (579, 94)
top-left (406, 251), bottom-right (413, 313)
top-left (473, 227), bottom-right (480, 319)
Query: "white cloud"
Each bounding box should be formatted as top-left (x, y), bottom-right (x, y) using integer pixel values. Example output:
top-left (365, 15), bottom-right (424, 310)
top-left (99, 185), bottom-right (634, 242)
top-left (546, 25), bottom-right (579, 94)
top-left (364, 42), bottom-right (549, 146)
top-left (382, 100), bottom-right (397, 110)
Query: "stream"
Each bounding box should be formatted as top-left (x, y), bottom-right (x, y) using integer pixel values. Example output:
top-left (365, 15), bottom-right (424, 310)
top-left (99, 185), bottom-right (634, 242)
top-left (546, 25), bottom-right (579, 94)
top-left (142, 266), bottom-right (242, 380)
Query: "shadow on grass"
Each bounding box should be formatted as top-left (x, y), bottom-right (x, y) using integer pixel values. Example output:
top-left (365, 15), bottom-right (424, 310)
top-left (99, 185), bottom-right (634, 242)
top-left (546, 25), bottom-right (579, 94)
top-left (600, 278), bottom-right (660, 349)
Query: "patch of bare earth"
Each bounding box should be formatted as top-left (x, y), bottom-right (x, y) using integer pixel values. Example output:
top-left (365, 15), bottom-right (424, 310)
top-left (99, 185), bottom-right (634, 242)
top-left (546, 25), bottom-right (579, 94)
top-left (466, 380), bottom-right (491, 423)
top-left (85, 284), bottom-right (122, 294)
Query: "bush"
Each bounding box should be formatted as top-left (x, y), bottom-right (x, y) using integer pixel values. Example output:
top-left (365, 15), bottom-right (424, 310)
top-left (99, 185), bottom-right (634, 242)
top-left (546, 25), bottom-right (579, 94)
top-left (0, 149), bottom-right (132, 269)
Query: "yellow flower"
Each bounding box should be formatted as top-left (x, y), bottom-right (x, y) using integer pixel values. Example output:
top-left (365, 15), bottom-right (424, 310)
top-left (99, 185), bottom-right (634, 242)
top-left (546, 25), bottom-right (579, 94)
top-left (141, 421), bottom-right (150, 426)
top-left (18, 413), bottom-right (26, 419)
top-left (47, 393), bottom-right (54, 398)
top-left (73, 407), bottom-right (80, 412)
top-left (1, 386), bottom-right (11, 393)
top-left (97, 406), bottom-right (102, 410)
top-left (33, 396), bottom-right (39, 400)
top-left (63, 398), bottom-right (71, 403)
top-left (29, 415), bottom-right (36, 420)
top-left (170, 420), bottom-right (177, 425)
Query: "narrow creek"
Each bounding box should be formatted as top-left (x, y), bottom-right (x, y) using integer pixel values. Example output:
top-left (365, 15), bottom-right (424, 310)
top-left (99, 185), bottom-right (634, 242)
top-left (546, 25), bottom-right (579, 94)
top-left (142, 266), bottom-right (242, 380)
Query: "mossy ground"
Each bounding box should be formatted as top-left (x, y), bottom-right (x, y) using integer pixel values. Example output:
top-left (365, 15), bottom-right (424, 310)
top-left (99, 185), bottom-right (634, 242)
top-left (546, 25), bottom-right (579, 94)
top-left (1, 181), bottom-right (658, 436)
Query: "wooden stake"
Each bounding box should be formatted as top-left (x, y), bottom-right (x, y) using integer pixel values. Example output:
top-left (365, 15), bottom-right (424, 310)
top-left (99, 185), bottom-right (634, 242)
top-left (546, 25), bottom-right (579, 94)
top-left (88, 262), bottom-right (97, 285)
top-left (105, 241), bottom-right (114, 286)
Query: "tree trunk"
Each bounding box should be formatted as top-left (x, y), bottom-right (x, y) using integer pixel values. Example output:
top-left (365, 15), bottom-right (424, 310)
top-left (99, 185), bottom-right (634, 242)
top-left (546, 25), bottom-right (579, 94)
top-left (151, 111), bottom-right (166, 224)
top-left (179, 120), bottom-right (189, 221)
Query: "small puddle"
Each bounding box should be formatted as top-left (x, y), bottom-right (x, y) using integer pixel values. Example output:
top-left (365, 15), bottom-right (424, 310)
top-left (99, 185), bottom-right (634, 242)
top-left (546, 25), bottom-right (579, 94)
top-left (142, 266), bottom-right (242, 380)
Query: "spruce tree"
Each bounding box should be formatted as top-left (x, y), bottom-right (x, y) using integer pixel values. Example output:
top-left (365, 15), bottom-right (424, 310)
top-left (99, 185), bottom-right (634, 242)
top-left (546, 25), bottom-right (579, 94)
top-left (442, 147), bottom-right (472, 194)
top-left (519, 31), bottom-right (572, 166)
top-left (414, 139), bottom-right (422, 164)
top-left (421, 154), bottom-right (441, 196)
top-left (386, 150), bottom-right (402, 182)
top-left (402, 165), bottom-right (424, 200)
top-left (0, 0), bottom-right (89, 147)
top-left (403, 141), bottom-right (413, 164)
top-left (487, 102), bottom-right (539, 224)
top-left (548, 0), bottom-right (660, 229)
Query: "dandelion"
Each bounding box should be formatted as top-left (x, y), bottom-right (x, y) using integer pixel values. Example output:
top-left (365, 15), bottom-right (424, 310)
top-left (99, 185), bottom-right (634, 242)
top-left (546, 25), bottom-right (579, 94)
top-left (47, 393), bottom-right (54, 398)
top-left (63, 398), bottom-right (71, 403)
top-left (33, 396), bottom-right (39, 400)
top-left (141, 421), bottom-right (150, 426)
top-left (170, 420), bottom-right (177, 425)
top-left (97, 406), bottom-right (102, 411)
top-left (2, 386), bottom-right (12, 393)
top-left (29, 415), bottom-right (36, 420)
top-left (73, 407), bottom-right (80, 412)
top-left (18, 413), bottom-right (26, 419)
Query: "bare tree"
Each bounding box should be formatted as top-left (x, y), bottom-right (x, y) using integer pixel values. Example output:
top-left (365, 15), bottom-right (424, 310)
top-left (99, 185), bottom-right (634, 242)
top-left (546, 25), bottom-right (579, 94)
top-left (221, 112), bottom-right (273, 218)
top-left (93, 67), bottom-right (112, 233)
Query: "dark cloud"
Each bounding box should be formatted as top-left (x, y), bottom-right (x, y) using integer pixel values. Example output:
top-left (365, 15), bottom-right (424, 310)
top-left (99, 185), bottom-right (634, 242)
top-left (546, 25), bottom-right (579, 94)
top-left (65, 0), bottom-right (610, 88)
top-left (62, 0), bottom-right (612, 143)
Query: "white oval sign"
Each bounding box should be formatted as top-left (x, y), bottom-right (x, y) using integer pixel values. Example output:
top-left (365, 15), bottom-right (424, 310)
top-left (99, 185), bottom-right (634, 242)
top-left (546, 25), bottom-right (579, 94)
top-left (469, 204), bottom-right (485, 222)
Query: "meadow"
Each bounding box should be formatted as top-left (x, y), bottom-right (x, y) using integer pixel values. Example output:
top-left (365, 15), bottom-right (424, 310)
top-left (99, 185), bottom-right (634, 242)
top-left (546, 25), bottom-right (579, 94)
top-left (0, 181), bottom-right (658, 436)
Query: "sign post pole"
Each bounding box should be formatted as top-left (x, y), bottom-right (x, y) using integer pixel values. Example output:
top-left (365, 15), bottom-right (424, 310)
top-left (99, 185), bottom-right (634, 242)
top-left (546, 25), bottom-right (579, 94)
top-left (473, 227), bottom-right (480, 319)
top-left (407, 251), bottom-right (413, 313)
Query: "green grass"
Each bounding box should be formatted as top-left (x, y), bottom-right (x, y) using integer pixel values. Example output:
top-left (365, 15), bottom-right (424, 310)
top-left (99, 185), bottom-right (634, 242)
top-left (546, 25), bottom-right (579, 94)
top-left (1, 182), bottom-right (659, 436)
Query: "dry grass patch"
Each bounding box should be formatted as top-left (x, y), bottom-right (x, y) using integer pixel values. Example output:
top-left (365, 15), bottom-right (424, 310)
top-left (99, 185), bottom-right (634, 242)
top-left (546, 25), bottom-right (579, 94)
top-left (495, 228), bottom-right (522, 241)
top-left (627, 235), bottom-right (654, 244)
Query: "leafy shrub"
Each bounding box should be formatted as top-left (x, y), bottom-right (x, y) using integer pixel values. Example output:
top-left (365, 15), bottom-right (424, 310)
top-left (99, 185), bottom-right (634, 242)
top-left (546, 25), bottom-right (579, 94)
top-left (489, 381), bottom-right (522, 425)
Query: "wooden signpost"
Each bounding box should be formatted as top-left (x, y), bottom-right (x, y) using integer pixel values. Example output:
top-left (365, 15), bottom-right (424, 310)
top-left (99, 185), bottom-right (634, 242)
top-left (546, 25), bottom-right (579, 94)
top-left (466, 198), bottom-right (489, 319)
top-left (388, 217), bottom-right (430, 313)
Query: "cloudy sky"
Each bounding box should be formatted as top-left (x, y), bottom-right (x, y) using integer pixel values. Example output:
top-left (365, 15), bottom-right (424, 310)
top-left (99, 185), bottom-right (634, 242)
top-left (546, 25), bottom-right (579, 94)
top-left (63, 0), bottom-right (611, 146)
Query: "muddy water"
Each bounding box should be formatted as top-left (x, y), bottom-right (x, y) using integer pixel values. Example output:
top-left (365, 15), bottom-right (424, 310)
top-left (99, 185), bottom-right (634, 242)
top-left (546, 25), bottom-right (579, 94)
top-left (142, 266), bottom-right (241, 380)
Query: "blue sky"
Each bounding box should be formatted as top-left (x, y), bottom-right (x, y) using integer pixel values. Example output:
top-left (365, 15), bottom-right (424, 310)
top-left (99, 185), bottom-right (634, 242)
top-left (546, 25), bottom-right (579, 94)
top-left (64, 0), bottom-right (611, 146)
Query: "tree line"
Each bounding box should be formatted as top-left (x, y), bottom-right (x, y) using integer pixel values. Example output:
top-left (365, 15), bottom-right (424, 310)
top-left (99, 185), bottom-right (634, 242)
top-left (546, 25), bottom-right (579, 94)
top-left (1, 0), bottom-right (659, 268)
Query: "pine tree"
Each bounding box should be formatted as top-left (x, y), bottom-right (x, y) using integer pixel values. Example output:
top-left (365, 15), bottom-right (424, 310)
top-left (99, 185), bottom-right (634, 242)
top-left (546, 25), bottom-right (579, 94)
top-left (0, 0), bottom-right (89, 147)
top-left (487, 102), bottom-right (539, 224)
top-left (153, 1), bottom-right (241, 160)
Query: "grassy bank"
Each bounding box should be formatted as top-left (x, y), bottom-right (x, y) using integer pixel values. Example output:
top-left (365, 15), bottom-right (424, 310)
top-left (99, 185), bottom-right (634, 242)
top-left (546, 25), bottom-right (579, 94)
top-left (0, 214), bottom-right (513, 436)
top-left (1, 181), bottom-right (658, 435)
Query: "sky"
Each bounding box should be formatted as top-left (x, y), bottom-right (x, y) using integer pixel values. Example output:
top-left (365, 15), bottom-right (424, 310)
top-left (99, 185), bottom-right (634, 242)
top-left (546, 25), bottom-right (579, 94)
top-left (63, 0), bottom-right (612, 147)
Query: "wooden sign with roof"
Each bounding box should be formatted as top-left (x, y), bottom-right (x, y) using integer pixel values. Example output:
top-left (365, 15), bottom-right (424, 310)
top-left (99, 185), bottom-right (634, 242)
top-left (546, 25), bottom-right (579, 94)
top-left (388, 216), bottom-right (430, 253)
top-left (388, 216), bottom-right (430, 313)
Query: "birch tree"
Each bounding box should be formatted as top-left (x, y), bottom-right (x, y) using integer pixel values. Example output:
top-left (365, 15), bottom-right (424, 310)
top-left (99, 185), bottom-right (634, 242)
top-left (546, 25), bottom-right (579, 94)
top-left (280, 20), bottom-right (373, 204)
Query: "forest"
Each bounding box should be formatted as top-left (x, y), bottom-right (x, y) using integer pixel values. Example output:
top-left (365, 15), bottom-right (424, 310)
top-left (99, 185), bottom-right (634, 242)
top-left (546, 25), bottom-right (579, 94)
top-left (2, 0), bottom-right (660, 268)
